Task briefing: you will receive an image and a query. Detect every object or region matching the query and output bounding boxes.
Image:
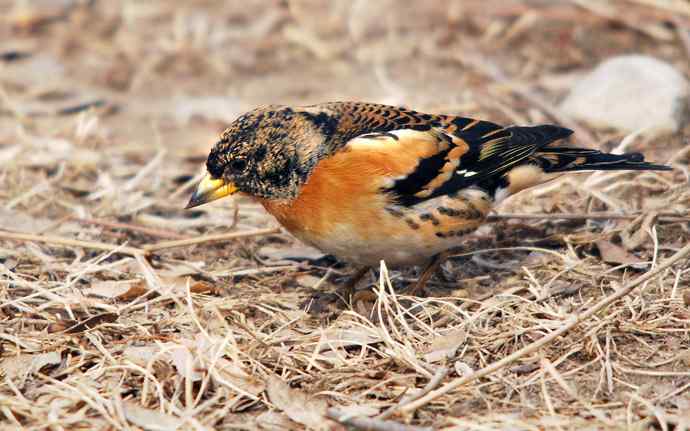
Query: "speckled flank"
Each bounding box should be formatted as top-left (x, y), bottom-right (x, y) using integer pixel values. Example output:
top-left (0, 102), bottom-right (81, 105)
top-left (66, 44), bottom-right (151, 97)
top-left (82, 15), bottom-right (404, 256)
top-left (393, 189), bottom-right (491, 242)
top-left (419, 212), bottom-right (440, 225)
top-left (405, 218), bottom-right (421, 229)
top-left (385, 206), bottom-right (405, 217)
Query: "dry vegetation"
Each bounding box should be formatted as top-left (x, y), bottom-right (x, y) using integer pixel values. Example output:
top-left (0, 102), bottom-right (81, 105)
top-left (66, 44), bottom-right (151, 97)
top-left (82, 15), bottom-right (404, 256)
top-left (1, 1), bottom-right (690, 430)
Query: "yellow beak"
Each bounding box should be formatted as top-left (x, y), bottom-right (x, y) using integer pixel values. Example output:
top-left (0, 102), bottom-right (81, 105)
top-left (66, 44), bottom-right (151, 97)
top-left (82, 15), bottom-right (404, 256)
top-left (185, 173), bottom-right (238, 209)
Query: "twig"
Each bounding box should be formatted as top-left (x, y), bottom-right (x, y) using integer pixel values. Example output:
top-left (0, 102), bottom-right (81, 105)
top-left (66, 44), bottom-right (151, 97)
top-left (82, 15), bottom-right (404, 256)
top-left (212, 265), bottom-right (297, 278)
top-left (378, 367), bottom-right (449, 420)
top-left (5, 162), bottom-right (65, 210)
top-left (326, 408), bottom-right (431, 431)
top-left (0, 230), bottom-right (147, 256)
top-left (396, 240), bottom-right (690, 415)
top-left (0, 227), bottom-right (280, 257)
top-left (487, 212), bottom-right (690, 223)
top-left (74, 217), bottom-right (188, 240)
top-left (169, 170), bottom-right (206, 200)
top-left (142, 227), bottom-right (280, 252)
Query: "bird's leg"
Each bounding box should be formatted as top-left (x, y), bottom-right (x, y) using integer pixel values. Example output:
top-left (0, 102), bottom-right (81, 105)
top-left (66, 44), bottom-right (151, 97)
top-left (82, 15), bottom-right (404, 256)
top-left (405, 251), bottom-right (450, 296)
top-left (301, 266), bottom-right (370, 314)
top-left (341, 266), bottom-right (370, 301)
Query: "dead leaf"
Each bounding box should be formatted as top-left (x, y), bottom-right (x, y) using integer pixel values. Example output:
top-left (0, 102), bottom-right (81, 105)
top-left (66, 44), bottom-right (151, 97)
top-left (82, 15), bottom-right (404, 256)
top-left (47, 320), bottom-right (75, 333)
top-left (63, 312), bottom-right (118, 333)
top-left (318, 328), bottom-right (382, 353)
top-left (116, 282), bottom-right (152, 301)
top-left (153, 276), bottom-right (218, 296)
top-left (215, 357), bottom-right (265, 396)
top-left (1, 351), bottom-right (61, 385)
top-left (123, 345), bottom-right (159, 366)
top-left (332, 404), bottom-right (379, 417)
top-left (258, 245), bottom-right (325, 264)
top-left (190, 281), bottom-right (216, 294)
top-left (256, 410), bottom-right (298, 431)
top-left (166, 344), bottom-right (203, 382)
top-left (595, 240), bottom-right (646, 268)
top-left (84, 280), bottom-right (139, 298)
top-left (123, 402), bottom-right (183, 431)
top-left (266, 376), bottom-right (334, 430)
top-left (296, 274), bottom-right (323, 288)
top-left (424, 329), bottom-right (467, 363)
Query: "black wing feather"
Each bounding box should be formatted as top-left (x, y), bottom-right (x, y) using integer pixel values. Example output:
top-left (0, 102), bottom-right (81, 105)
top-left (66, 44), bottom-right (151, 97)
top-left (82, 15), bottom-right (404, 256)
top-left (388, 124), bottom-right (573, 206)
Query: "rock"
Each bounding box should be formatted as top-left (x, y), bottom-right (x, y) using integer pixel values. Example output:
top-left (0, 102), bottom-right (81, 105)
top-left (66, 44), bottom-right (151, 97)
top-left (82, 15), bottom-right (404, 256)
top-left (560, 55), bottom-right (689, 135)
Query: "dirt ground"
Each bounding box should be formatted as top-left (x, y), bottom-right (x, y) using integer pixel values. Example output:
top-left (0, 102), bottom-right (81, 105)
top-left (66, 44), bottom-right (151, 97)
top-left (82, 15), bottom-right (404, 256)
top-left (1, 1), bottom-right (689, 430)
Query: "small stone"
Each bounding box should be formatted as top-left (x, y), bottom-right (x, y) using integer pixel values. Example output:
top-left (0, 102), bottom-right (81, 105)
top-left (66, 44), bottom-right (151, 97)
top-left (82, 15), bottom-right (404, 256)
top-left (560, 55), bottom-right (689, 135)
top-left (295, 274), bottom-right (322, 288)
top-left (683, 289), bottom-right (690, 307)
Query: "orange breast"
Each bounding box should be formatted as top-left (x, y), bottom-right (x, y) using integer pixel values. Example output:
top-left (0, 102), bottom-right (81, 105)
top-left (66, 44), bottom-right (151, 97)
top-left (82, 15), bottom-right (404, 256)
top-left (258, 148), bottom-right (410, 242)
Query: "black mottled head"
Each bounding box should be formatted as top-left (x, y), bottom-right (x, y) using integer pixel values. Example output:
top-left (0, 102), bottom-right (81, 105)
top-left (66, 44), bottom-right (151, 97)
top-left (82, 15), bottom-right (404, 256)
top-left (205, 105), bottom-right (339, 199)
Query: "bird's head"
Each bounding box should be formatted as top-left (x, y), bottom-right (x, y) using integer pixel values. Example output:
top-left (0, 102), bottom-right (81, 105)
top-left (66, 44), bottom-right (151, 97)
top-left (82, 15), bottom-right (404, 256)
top-left (186, 105), bottom-right (339, 208)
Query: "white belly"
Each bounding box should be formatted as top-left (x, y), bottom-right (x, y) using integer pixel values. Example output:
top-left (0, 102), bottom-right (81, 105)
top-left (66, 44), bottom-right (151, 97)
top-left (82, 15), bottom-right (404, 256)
top-left (291, 221), bottom-right (464, 267)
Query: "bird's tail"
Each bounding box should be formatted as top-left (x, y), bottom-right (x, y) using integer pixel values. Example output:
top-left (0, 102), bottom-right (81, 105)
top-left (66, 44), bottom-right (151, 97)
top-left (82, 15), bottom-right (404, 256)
top-left (492, 146), bottom-right (671, 202)
top-left (533, 147), bottom-right (672, 173)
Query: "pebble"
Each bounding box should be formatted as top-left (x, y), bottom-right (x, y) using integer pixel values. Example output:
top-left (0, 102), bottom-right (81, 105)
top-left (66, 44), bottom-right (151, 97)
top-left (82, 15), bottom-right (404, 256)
top-left (560, 55), bottom-right (689, 135)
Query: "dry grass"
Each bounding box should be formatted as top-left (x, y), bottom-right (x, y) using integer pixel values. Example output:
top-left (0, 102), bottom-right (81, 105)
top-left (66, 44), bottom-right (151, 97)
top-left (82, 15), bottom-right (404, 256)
top-left (1, 1), bottom-right (690, 430)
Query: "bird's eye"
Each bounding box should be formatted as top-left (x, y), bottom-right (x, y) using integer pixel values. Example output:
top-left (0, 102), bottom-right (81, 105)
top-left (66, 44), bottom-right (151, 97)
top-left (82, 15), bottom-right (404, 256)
top-left (229, 159), bottom-right (247, 173)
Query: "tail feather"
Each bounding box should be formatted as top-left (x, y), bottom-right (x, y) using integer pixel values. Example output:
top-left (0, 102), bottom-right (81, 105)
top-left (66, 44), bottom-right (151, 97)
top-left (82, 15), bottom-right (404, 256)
top-left (534, 148), bottom-right (672, 173)
top-left (491, 142), bottom-right (671, 203)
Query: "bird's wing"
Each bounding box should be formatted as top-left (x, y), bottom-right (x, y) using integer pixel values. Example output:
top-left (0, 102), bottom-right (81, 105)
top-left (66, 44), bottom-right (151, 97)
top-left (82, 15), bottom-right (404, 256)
top-left (331, 103), bottom-right (572, 207)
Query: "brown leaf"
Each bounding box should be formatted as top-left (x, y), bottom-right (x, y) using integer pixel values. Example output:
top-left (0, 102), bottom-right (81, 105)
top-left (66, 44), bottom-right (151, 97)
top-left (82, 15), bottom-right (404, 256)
top-left (189, 281), bottom-right (216, 294)
top-left (116, 282), bottom-right (151, 301)
top-left (63, 312), bottom-right (118, 333)
top-left (595, 240), bottom-right (646, 267)
top-left (123, 402), bottom-right (183, 431)
top-left (266, 376), bottom-right (335, 430)
top-left (84, 280), bottom-right (139, 298)
top-left (154, 276), bottom-right (218, 296)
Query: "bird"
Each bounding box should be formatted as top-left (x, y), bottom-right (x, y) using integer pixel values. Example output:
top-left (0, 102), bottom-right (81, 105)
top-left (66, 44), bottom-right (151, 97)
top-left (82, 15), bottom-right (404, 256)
top-left (186, 101), bottom-right (671, 300)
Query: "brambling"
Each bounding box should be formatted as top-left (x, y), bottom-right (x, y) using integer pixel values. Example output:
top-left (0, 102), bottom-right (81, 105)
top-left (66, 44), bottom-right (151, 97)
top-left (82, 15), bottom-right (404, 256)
top-left (187, 102), bottom-right (670, 298)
